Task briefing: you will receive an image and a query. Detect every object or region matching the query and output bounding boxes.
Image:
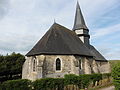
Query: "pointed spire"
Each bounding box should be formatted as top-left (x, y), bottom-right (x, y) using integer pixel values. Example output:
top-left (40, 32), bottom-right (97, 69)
top-left (73, 1), bottom-right (88, 30)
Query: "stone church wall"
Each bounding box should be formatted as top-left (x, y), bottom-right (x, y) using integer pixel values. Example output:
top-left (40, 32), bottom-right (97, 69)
top-left (22, 57), bottom-right (38, 81)
top-left (96, 61), bottom-right (111, 73)
top-left (22, 55), bottom-right (111, 81)
top-left (43, 55), bottom-right (80, 78)
top-left (22, 55), bottom-right (82, 81)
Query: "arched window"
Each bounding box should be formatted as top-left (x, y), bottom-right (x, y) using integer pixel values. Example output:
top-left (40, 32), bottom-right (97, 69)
top-left (79, 59), bottom-right (82, 69)
top-left (33, 58), bottom-right (36, 72)
top-left (56, 58), bottom-right (61, 71)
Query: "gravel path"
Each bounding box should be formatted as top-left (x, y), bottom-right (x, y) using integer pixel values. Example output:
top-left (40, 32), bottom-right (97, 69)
top-left (98, 86), bottom-right (115, 90)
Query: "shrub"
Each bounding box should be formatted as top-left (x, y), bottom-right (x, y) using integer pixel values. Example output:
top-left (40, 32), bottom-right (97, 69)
top-left (54, 78), bottom-right (64, 90)
top-left (0, 73), bottom-right (111, 90)
top-left (33, 78), bottom-right (64, 90)
top-left (0, 84), bottom-right (2, 90)
top-left (91, 73), bottom-right (102, 86)
top-left (33, 78), bottom-right (54, 90)
top-left (102, 73), bottom-right (111, 79)
top-left (1, 79), bottom-right (31, 90)
top-left (112, 63), bottom-right (120, 90)
top-left (64, 74), bottom-right (91, 89)
top-left (64, 74), bottom-right (79, 86)
top-left (79, 74), bottom-right (91, 88)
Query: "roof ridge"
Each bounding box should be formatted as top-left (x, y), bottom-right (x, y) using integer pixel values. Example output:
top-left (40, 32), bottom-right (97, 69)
top-left (26, 23), bottom-right (92, 56)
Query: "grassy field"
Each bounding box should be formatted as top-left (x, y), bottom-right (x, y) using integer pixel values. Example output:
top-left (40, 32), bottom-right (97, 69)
top-left (109, 60), bottom-right (120, 67)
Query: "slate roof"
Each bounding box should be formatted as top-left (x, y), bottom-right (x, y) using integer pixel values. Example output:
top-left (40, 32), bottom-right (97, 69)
top-left (90, 45), bottom-right (107, 61)
top-left (73, 1), bottom-right (88, 30)
top-left (26, 23), bottom-right (92, 56)
top-left (26, 2), bottom-right (107, 62)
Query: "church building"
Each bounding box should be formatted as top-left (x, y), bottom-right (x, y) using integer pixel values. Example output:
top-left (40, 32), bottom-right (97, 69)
top-left (22, 2), bottom-right (111, 81)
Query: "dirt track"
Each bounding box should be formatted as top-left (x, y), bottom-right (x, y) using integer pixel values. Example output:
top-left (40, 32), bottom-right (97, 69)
top-left (99, 86), bottom-right (115, 90)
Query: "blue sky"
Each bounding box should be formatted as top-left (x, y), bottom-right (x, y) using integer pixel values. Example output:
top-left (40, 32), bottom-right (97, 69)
top-left (0, 0), bottom-right (120, 60)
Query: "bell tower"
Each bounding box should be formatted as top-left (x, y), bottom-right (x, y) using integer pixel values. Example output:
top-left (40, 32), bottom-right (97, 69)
top-left (73, 1), bottom-right (90, 47)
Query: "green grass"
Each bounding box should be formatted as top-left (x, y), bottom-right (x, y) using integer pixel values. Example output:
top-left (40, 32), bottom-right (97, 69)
top-left (109, 60), bottom-right (120, 67)
top-left (88, 83), bottom-right (113, 90)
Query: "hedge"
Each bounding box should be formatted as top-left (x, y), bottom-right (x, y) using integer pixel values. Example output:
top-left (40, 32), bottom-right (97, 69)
top-left (64, 74), bottom-right (103, 88)
top-left (33, 78), bottom-right (64, 90)
top-left (79, 74), bottom-right (92, 88)
top-left (64, 74), bottom-right (79, 85)
top-left (53, 78), bottom-right (64, 90)
top-left (102, 73), bottom-right (111, 79)
top-left (0, 84), bottom-right (2, 90)
top-left (0, 73), bottom-right (111, 90)
top-left (1, 79), bottom-right (31, 90)
top-left (91, 73), bottom-right (102, 86)
top-left (112, 63), bottom-right (120, 90)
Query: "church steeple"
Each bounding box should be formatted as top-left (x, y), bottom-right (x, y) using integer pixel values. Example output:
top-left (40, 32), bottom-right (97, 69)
top-left (73, 1), bottom-right (88, 30)
top-left (73, 1), bottom-right (90, 47)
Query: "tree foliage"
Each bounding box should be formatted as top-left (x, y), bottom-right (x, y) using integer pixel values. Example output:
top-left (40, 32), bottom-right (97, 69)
top-left (112, 63), bottom-right (120, 90)
top-left (0, 52), bottom-right (25, 83)
top-left (1, 79), bottom-right (31, 90)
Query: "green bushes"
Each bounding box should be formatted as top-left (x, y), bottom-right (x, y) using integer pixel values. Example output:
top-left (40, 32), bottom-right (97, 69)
top-left (64, 73), bottom-right (110, 89)
top-left (1, 79), bottom-right (31, 90)
top-left (64, 74), bottom-right (91, 88)
top-left (53, 78), bottom-right (64, 90)
top-left (91, 73), bottom-right (102, 86)
top-left (79, 74), bottom-right (92, 88)
top-left (0, 53), bottom-right (25, 83)
top-left (112, 63), bottom-right (120, 90)
top-left (33, 78), bottom-right (64, 90)
top-left (0, 84), bottom-right (2, 90)
top-left (102, 73), bottom-right (111, 79)
top-left (0, 73), bottom-right (111, 90)
top-left (33, 78), bottom-right (54, 90)
top-left (64, 74), bottom-right (79, 85)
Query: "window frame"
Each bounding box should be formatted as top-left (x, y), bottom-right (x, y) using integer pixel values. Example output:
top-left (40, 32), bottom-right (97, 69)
top-left (33, 57), bottom-right (36, 72)
top-left (55, 58), bottom-right (62, 72)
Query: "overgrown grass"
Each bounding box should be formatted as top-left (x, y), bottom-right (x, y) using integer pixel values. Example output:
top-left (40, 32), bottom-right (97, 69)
top-left (88, 83), bottom-right (113, 90)
top-left (109, 60), bottom-right (120, 67)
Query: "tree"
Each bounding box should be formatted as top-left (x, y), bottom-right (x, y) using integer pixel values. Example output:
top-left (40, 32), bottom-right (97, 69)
top-left (0, 53), bottom-right (25, 83)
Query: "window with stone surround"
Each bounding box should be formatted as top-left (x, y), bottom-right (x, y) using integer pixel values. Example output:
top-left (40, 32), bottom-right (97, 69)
top-left (79, 59), bottom-right (82, 69)
top-left (56, 58), bottom-right (61, 71)
top-left (33, 58), bottom-right (36, 72)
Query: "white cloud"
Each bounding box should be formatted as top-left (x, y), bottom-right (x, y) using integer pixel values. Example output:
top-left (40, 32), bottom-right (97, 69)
top-left (0, 0), bottom-right (10, 19)
top-left (97, 45), bottom-right (120, 60)
top-left (0, 0), bottom-right (120, 60)
top-left (91, 23), bottom-right (120, 39)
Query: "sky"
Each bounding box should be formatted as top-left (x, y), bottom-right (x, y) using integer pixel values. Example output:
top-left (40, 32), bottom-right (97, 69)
top-left (0, 0), bottom-right (120, 60)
